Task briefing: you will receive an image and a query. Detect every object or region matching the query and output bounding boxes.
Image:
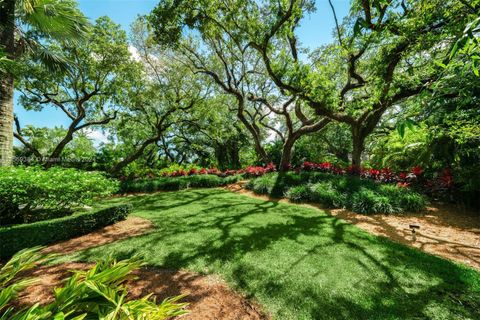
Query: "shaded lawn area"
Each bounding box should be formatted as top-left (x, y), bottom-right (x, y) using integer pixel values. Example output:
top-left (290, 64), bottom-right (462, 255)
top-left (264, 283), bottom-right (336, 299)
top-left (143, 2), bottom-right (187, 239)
top-left (72, 189), bottom-right (479, 319)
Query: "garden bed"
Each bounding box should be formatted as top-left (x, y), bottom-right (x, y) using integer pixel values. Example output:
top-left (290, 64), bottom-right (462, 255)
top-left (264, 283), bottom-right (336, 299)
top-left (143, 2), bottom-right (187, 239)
top-left (42, 216), bottom-right (153, 255)
top-left (15, 263), bottom-right (268, 320)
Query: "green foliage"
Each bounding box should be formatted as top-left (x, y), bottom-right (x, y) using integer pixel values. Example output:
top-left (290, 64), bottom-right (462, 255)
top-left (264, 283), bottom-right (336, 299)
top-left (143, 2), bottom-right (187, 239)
top-left (245, 174), bottom-right (275, 196)
top-left (248, 172), bottom-right (427, 214)
top-left (86, 189), bottom-right (480, 319)
top-left (309, 182), bottom-right (346, 208)
top-left (0, 167), bottom-right (118, 226)
top-left (285, 185), bottom-right (312, 202)
top-left (0, 247), bottom-right (48, 317)
top-left (0, 205), bottom-right (131, 259)
top-left (13, 126), bottom-right (97, 164)
top-left (350, 188), bottom-right (397, 214)
top-left (0, 249), bottom-right (187, 319)
top-left (119, 175), bottom-right (243, 193)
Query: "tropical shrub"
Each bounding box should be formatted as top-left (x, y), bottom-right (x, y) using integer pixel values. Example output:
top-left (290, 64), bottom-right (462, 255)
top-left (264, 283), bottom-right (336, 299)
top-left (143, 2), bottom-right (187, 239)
top-left (0, 248), bottom-right (188, 319)
top-left (350, 189), bottom-right (398, 214)
top-left (0, 204), bottom-right (132, 258)
top-left (0, 167), bottom-right (118, 226)
top-left (285, 185), bottom-right (312, 202)
top-left (309, 182), bottom-right (346, 208)
top-left (248, 172), bottom-right (427, 214)
top-left (246, 174), bottom-right (276, 195)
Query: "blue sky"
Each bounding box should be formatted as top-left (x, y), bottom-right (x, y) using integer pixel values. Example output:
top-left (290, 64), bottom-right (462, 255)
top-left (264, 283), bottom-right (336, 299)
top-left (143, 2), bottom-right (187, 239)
top-left (14, 0), bottom-right (351, 131)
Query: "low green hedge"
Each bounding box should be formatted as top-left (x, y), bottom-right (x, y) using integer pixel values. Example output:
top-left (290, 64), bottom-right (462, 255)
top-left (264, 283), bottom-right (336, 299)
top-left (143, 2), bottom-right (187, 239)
top-left (119, 174), bottom-right (243, 193)
top-left (0, 204), bottom-right (132, 259)
top-left (246, 172), bottom-right (427, 214)
top-left (0, 166), bottom-right (118, 226)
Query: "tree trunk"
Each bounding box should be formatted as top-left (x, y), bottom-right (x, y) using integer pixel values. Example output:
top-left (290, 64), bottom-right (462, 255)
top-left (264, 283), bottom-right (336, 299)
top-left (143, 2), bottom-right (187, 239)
top-left (229, 139), bottom-right (241, 169)
top-left (0, 0), bottom-right (15, 166)
top-left (351, 126), bottom-right (366, 170)
top-left (109, 137), bottom-right (159, 175)
top-left (279, 135), bottom-right (298, 172)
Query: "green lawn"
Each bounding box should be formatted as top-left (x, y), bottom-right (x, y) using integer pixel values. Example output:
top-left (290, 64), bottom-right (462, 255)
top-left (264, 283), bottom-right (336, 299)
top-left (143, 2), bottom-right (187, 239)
top-left (70, 188), bottom-right (479, 319)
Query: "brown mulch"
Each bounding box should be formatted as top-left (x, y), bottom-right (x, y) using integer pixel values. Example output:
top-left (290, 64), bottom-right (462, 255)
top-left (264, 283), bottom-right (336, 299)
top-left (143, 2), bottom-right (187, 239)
top-left (15, 263), bottom-right (267, 320)
top-left (225, 182), bottom-right (480, 270)
top-left (42, 216), bottom-right (154, 255)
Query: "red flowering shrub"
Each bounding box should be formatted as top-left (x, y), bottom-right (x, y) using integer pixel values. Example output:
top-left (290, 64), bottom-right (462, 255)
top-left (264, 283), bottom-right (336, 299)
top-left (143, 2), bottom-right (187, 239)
top-left (148, 162), bottom-right (453, 199)
top-left (245, 166), bottom-right (266, 177)
top-left (411, 166), bottom-right (423, 176)
top-left (440, 168), bottom-right (454, 188)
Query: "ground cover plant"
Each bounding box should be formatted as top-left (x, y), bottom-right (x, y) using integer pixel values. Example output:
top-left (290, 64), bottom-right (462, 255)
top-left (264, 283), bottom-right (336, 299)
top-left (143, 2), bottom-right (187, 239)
top-left (65, 189), bottom-right (480, 320)
top-left (0, 247), bottom-right (187, 319)
top-left (0, 167), bottom-right (118, 226)
top-left (246, 172), bottom-right (427, 214)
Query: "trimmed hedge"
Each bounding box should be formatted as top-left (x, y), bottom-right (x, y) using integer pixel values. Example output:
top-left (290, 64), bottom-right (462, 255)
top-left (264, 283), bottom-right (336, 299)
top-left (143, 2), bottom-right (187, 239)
top-left (0, 166), bottom-right (118, 225)
top-left (120, 174), bottom-right (243, 193)
top-left (0, 204), bottom-right (132, 259)
top-left (246, 172), bottom-right (427, 214)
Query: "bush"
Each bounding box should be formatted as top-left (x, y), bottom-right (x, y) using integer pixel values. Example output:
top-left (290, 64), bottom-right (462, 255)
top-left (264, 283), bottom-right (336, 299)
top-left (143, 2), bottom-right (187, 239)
top-left (0, 167), bottom-right (118, 226)
top-left (285, 185), bottom-right (312, 202)
top-left (0, 204), bottom-right (132, 259)
top-left (0, 248), bottom-right (187, 319)
top-left (187, 174), bottom-right (223, 188)
top-left (246, 174), bottom-right (276, 195)
top-left (248, 172), bottom-right (427, 214)
top-left (309, 182), bottom-right (346, 208)
top-left (119, 174), bottom-right (243, 193)
top-left (378, 184), bottom-right (428, 212)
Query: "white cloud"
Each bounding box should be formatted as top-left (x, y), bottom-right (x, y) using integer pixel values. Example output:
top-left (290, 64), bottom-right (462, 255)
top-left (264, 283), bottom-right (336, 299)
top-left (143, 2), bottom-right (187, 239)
top-left (128, 45), bottom-right (141, 61)
top-left (82, 128), bottom-right (110, 146)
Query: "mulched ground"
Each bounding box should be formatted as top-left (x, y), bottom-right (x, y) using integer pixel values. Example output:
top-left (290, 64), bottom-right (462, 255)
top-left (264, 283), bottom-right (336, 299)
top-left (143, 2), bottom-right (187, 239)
top-left (15, 214), bottom-right (268, 319)
top-left (42, 216), bottom-right (154, 255)
top-left (225, 182), bottom-right (480, 270)
top-left (15, 263), bottom-right (267, 320)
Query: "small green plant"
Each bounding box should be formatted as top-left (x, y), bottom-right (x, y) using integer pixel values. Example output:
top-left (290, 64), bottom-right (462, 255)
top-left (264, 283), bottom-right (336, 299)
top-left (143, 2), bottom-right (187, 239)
top-left (309, 182), bottom-right (346, 208)
top-left (0, 167), bottom-right (119, 226)
top-left (245, 174), bottom-right (275, 195)
top-left (285, 185), bottom-right (312, 202)
top-left (0, 248), bottom-right (188, 319)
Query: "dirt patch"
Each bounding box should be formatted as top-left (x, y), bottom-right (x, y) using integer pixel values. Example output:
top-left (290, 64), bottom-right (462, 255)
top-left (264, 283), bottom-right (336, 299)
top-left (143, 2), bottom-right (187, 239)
top-left (329, 205), bottom-right (480, 269)
top-left (15, 263), bottom-right (267, 320)
top-left (42, 216), bottom-right (153, 255)
top-left (225, 183), bottom-right (480, 270)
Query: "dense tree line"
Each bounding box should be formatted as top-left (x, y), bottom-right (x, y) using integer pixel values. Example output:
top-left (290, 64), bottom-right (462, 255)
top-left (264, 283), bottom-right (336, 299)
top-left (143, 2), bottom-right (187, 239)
top-left (1, 0), bottom-right (478, 202)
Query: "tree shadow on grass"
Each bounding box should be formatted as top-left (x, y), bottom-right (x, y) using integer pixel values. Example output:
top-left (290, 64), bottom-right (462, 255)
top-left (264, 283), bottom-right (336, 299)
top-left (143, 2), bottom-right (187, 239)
top-left (81, 189), bottom-right (480, 319)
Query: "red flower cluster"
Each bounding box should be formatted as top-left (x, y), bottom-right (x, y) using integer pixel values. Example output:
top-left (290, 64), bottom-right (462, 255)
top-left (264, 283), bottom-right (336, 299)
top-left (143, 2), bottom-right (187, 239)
top-left (160, 163), bottom-right (277, 178)
top-left (300, 161), bottom-right (427, 184)
top-left (155, 161), bottom-right (453, 194)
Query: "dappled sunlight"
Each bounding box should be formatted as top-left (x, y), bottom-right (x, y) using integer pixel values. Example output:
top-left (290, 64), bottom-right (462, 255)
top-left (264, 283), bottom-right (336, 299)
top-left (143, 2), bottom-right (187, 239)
top-left (80, 189), bottom-right (480, 319)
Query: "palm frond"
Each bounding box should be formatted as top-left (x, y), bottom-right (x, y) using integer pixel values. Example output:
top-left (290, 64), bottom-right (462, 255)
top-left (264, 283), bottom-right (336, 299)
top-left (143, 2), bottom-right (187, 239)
top-left (22, 37), bottom-right (72, 73)
top-left (17, 0), bottom-right (91, 43)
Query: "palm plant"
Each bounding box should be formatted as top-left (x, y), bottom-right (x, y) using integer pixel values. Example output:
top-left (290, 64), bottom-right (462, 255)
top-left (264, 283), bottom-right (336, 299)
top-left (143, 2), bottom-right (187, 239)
top-left (0, 0), bottom-right (90, 166)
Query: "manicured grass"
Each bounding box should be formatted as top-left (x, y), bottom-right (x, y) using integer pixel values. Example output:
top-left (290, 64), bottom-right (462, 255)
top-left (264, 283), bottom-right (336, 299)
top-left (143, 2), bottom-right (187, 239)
top-left (71, 189), bottom-right (479, 319)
